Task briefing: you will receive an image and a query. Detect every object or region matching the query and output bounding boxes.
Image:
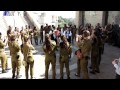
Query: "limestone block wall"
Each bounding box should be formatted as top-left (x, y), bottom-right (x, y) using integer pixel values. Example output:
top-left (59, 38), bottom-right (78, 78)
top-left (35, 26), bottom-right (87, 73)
top-left (108, 11), bottom-right (120, 24)
top-left (84, 11), bottom-right (103, 27)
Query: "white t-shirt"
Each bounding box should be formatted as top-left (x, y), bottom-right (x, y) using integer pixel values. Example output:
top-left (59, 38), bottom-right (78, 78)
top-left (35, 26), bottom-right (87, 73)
top-left (63, 30), bottom-right (72, 39)
top-left (114, 63), bottom-right (120, 75)
top-left (114, 58), bottom-right (120, 75)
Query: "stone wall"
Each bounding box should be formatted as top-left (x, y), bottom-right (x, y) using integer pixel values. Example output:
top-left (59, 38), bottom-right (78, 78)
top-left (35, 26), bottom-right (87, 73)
top-left (108, 11), bottom-right (120, 24)
top-left (84, 11), bottom-right (103, 27)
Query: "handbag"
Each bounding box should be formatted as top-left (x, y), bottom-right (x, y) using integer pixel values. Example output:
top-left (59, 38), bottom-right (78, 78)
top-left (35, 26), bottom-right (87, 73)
top-left (75, 49), bottom-right (84, 59)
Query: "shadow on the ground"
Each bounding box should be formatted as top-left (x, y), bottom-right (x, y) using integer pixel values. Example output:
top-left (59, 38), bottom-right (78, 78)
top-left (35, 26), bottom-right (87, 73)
top-left (33, 51), bottom-right (45, 55)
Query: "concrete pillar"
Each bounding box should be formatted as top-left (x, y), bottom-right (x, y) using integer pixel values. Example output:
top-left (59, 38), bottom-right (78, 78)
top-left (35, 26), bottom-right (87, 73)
top-left (75, 11), bottom-right (85, 28)
top-left (102, 11), bottom-right (109, 27)
top-left (75, 11), bottom-right (79, 28)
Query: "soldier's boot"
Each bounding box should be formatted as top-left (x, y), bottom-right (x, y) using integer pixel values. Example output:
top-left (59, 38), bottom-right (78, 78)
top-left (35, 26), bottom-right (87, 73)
top-left (89, 66), bottom-right (92, 69)
top-left (67, 76), bottom-right (70, 79)
top-left (31, 77), bottom-right (33, 79)
top-left (26, 76), bottom-right (29, 79)
top-left (2, 70), bottom-right (7, 73)
top-left (16, 75), bottom-right (22, 79)
top-left (90, 70), bottom-right (96, 74)
top-left (95, 70), bottom-right (100, 73)
top-left (75, 73), bottom-right (80, 77)
top-left (12, 74), bottom-right (15, 79)
top-left (60, 76), bottom-right (63, 79)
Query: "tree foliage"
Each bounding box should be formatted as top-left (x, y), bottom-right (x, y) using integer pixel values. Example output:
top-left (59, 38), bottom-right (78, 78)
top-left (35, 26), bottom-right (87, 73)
top-left (58, 16), bottom-right (75, 27)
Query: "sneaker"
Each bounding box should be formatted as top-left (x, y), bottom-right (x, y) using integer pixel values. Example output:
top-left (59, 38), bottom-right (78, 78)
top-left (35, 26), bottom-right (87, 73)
top-left (67, 77), bottom-right (70, 79)
top-left (12, 74), bottom-right (15, 79)
top-left (75, 73), bottom-right (80, 77)
top-left (89, 66), bottom-right (92, 69)
top-left (2, 70), bottom-right (7, 73)
top-left (90, 71), bottom-right (96, 74)
top-left (95, 70), bottom-right (100, 73)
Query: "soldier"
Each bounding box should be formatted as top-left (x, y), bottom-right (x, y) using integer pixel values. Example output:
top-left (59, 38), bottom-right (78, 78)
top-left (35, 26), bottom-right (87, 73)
top-left (33, 27), bottom-right (39, 45)
top-left (9, 34), bottom-right (22, 79)
top-left (40, 25), bottom-right (44, 44)
top-left (44, 24), bottom-right (49, 34)
top-left (59, 36), bottom-right (72, 79)
top-left (22, 35), bottom-right (35, 79)
top-left (75, 34), bottom-right (83, 77)
top-left (0, 32), bottom-right (8, 73)
top-left (90, 31), bottom-right (100, 74)
top-left (101, 27), bottom-right (107, 54)
top-left (24, 25), bottom-right (29, 35)
top-left (7, 26), bottom-right (12, 41)
top-left (77, 30), bottom-right (92, 79)
top-left (78, 25), bottom-right (84, 35)
top-left (20, 26), bottom-right (25, 44)
top-left (43, 34), bottom-right (57, 79)
top-left (63, 24), bottom-right (67, 32)
top-left (28, 25), bottom-right (33, 44)
top-left (98, 35), bottom-right (103, 66)
top-left (71, 25), bottom-right (77, 44)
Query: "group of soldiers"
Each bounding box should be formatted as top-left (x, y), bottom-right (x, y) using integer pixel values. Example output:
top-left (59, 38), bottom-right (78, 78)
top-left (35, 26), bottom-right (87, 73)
top-left (0, 25), bottom-right (38, 79)
top-left (0, 22), bottom-right (119, 79)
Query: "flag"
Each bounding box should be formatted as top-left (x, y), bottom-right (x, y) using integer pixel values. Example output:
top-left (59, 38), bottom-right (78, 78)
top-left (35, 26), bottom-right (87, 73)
top-left (3, 11), bottom-right (9, 16)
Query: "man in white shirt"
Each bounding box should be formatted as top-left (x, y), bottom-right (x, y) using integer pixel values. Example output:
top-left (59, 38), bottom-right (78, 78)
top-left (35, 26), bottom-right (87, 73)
top-left (63, 27), bottom-right (72, 44)
top-left (112, 58), bottom-right (120, 79)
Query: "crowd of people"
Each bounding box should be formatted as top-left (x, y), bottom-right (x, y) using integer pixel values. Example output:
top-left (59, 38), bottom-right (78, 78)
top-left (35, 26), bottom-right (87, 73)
top-left (0, 22), bottom-right (120, 79)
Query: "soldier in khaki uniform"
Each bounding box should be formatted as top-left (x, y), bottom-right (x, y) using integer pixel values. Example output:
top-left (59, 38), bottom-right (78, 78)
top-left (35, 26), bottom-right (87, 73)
top-left (43, 34), bottom-right (57, 79)
top-left (9, 34), bottom-right (22, 79)
top-left (90, 32), bottom-right (100, 74)
top-left (33, 27), bottom-right (39, 45)
top-left (98, 36), bottom-right (103, 66)
top-left (28, 26), bottom-right (33, 44)
top-left (22, 35), bottom-right (35, 79)
top-left (59, 36), bottom-right (72, 79)
top-left (24, 25), bottom-right (29, 36)
top-left (71, 25), bottom-right (77, 44)
top-left (77, 30), bottom-right (92, 79)
top-left (0, 32), bottom-right (8, 73)
top-left (20, 26), bottom-right (25, 44)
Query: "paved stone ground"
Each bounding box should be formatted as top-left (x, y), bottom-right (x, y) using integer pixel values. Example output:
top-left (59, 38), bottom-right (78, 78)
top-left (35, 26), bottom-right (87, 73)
top-left (0, 37), bottom-right (120, 79)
